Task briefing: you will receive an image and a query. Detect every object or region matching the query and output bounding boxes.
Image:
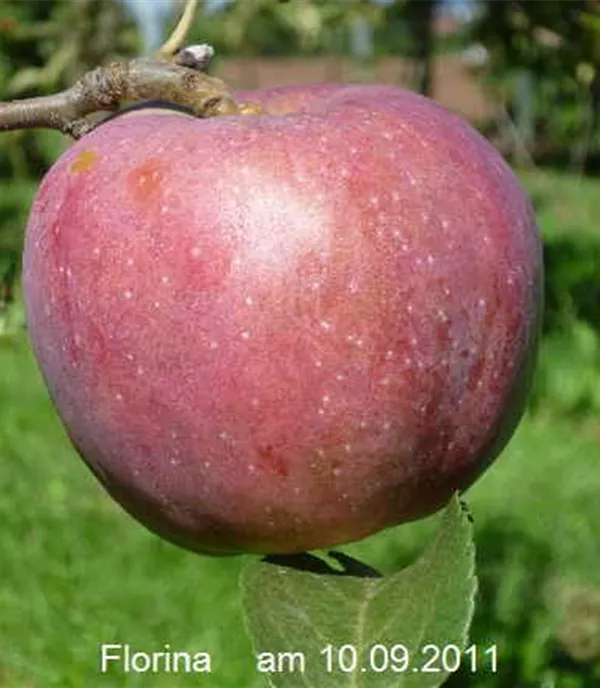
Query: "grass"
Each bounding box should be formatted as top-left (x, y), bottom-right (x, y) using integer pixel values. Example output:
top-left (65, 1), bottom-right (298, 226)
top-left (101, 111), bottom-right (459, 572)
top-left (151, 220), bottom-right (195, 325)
top-left (1, 168), bottom-right (600, 687)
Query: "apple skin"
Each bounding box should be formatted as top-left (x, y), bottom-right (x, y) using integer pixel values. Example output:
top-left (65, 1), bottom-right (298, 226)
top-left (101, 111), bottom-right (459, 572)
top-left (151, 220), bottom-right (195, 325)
top-left (22, 84), bottom-right (542, 554)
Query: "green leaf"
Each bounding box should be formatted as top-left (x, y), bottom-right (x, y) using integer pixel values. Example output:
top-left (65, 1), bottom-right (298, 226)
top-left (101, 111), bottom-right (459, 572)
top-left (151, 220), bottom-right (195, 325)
top-left (241, 494), bottom-right (476, 688)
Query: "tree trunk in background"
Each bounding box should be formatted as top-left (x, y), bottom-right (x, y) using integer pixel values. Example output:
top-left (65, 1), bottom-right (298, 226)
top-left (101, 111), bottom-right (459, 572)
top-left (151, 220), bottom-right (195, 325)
top-left (407, 0), bottom-right (436, 96)
top-left (513, 69), bottom-right (535, 168)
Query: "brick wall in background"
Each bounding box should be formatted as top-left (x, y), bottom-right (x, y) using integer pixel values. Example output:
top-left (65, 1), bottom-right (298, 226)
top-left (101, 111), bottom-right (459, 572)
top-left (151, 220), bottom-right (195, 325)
top-left (214, 55), bottom-right (497, 123)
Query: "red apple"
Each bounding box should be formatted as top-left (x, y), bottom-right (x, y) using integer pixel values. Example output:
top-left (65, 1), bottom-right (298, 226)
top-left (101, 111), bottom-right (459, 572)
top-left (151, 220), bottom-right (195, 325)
top-left (22, 84), bottom-right (543, 554)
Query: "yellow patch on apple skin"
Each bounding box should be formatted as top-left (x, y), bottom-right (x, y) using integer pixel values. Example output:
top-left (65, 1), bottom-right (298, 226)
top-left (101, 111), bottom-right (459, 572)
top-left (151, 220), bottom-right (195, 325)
top-left (69, 149), bottom-right (100, 174)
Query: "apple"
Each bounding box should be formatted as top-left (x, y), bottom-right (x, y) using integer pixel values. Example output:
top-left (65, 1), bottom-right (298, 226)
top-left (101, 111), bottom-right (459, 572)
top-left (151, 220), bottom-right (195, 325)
top-left (22, 84), bottom-right (543, 554)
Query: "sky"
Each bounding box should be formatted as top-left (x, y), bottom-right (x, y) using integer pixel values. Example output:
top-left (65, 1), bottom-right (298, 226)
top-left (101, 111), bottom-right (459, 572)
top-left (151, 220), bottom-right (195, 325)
top-left (120, 0), bottom-right (175, 54)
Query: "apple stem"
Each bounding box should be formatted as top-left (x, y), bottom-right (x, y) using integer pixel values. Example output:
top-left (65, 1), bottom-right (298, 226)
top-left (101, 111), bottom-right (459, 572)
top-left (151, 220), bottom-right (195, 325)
top-left (0, 49), bottom-right (258, 139)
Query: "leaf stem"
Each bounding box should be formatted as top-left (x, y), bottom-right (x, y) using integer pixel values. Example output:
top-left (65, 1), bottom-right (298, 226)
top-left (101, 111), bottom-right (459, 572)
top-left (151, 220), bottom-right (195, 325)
top-left (157, 0), bottom-right (199, 58)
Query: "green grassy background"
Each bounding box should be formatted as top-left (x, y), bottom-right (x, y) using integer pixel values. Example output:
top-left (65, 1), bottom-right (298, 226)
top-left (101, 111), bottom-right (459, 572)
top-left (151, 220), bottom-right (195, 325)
top-left (1, 170), bottom-right (600, 687)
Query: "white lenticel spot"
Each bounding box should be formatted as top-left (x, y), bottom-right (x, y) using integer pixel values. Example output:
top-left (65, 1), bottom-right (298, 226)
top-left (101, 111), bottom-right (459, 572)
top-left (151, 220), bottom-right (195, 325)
top-left (383, 421), bottom-right (391, 430)
top-left (209, 341), bottom-right (218, 349)
top-left (137, 366), bottom-right (144, 375)
top-left (115, 393), bottom-right (123, 401)
top-left (404, 356), bottom-right (413, 366)
top-left (386, 350), bottom-right (393, 359)
top-left (154, 301), bottom-right (160, 308)
top-left (93, 248), bottom-right (100, 256)
top-left (380, 377), bottom-right (390, 386)
top-left (161, 276), bottom-right (169, 284)
top-left (344, 444), bottom-right (352, 453)
top-left (320, 320), bottom-right (332, 331)
top-left (478, 298), bottom-right (486, 307)
top-left (244, 296), bottom-right (254, 306)
top-left (322, 395), bottom-right (330, 404)
top-left (336, 374), bottom-right (345, 381)
top-left (315, 360), bottom-right (322, 368)
top-left (191, 246), bottom-right (201, 258)
top-left (333, 468), bottom-right (342, 477)
top-left (407, 304), bottom-right (414, 313)
top-left (123, 290), bottom-right (133, 299)
top-left (219, 432), bottom-right (228, 440)
top-left (126, 258), bottom-right (134, 266)
top-left (241, 330), bottom-right (250, 340)
top-left (251, 397), bottom-right (259, 406)
top-left (204, 461), bottom-right (211, 468)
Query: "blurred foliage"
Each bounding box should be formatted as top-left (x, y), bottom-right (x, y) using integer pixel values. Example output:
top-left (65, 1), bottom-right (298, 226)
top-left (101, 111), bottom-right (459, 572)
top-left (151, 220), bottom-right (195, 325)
top-left (193, 0), bottom-right (384, 58)
top-left (0, 0), bottom-right (139, 332)
top-left (521, 170), bottom-right (600, 418)
top-left (469, 0), bottom-right (600, 171)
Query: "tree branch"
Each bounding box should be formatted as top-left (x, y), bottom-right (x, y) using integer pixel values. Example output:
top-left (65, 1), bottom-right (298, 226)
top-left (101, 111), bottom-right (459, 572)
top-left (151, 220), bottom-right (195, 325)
top-left (0, 54), bottom-right (244, 139)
